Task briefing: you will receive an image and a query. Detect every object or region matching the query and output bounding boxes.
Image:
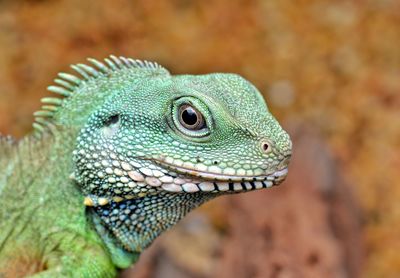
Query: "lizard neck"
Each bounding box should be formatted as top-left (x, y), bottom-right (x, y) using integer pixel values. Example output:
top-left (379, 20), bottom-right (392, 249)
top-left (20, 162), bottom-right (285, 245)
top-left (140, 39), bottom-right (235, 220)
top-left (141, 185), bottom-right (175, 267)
top-left (89, 191), bottom-right (215, 265)
top-left (0, 128), bottom-right (88, 259)
top-left (0, 129), bottom-right (83, 221)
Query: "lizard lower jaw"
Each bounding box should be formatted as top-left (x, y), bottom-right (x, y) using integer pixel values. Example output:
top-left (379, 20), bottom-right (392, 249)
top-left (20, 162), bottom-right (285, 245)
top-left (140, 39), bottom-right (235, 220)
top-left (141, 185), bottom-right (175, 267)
top-left (153, 160), bottom-right (288, 193)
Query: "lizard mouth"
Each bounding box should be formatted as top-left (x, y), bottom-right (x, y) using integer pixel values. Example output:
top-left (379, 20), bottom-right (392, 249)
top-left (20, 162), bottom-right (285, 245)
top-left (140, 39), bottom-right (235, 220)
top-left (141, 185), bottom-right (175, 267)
top-left (152, 160), bottom-right (288, 193)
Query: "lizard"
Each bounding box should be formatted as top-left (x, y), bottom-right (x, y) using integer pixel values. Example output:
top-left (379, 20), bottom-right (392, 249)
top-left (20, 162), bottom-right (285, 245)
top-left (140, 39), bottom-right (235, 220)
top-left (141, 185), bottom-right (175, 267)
top-left (0, 55), bottom-right (292, 277)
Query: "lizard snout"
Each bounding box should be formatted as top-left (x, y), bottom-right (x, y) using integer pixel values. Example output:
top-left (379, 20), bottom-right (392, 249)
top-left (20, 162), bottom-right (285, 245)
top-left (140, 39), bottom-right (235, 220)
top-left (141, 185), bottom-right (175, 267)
top-left (278, 154), bottom-right (291, 170)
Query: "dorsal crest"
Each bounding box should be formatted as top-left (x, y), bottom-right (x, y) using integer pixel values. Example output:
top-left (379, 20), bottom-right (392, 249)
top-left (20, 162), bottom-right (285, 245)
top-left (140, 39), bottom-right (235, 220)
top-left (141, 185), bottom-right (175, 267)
top-left (32, 55), bottom-right (169, 136)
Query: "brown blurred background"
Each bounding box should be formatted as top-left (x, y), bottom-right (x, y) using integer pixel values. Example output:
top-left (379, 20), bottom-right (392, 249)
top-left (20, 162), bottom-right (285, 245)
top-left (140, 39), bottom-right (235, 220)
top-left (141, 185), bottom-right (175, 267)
top-left (0, 0), bottom-right (399, 277)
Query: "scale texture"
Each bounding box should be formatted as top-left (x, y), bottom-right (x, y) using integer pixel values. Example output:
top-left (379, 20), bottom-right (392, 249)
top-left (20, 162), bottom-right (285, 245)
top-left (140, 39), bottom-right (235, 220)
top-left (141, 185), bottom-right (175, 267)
top-left (0, 56), bottom-right (291, 277)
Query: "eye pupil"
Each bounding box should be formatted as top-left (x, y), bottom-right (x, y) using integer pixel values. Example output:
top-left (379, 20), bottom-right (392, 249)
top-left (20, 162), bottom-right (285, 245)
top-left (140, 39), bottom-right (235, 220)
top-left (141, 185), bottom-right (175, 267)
top-left (176, 103), bottom-right (207, 134)
top-left (181, 107), bottom-right (198, 126)
top-left (172, 102), bottom-right (210, 137)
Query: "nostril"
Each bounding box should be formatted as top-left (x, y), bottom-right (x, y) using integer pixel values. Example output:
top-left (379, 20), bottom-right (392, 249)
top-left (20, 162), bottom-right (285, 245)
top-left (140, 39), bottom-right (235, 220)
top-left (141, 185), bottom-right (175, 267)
top-left (260, 139), bottom-right (273, 154)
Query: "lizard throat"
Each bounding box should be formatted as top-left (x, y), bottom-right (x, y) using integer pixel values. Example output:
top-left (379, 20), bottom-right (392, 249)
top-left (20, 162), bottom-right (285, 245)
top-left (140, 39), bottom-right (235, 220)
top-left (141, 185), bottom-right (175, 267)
top-left (91, 191), bottom-right (215, 254)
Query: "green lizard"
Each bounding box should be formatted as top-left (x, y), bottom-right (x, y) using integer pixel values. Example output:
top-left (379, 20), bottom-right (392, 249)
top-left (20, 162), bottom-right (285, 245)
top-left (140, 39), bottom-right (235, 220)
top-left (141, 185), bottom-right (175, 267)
top-left (0, 56), bottom-right (292, 277)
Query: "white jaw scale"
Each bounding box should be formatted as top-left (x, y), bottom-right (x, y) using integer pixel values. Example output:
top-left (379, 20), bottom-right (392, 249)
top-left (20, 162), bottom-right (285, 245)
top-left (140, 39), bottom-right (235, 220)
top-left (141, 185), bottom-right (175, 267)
top-left (80, 154), bottom-right (289, 207)
top-left (154, 159), bottom-right (287, 181)
top-left (158, 165), bottom-right (289, 193)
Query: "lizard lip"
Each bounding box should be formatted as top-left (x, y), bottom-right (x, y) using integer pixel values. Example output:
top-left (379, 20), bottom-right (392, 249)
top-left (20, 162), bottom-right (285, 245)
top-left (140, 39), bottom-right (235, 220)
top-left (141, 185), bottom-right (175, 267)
top-left (154, 160), bottom-right (288, 181)
top-left (152, 159), bottom-right (288, 193)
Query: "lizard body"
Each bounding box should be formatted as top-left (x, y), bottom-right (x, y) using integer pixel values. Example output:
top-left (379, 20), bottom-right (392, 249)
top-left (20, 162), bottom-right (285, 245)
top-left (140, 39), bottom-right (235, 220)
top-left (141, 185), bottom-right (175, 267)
top-left (0, 56), bottom-right (291, 277)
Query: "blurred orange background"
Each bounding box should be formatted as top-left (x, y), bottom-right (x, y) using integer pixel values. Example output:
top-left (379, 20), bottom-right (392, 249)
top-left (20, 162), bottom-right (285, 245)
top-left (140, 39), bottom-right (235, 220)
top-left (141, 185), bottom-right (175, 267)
top-left (0, 1), bottom-right (399, 277)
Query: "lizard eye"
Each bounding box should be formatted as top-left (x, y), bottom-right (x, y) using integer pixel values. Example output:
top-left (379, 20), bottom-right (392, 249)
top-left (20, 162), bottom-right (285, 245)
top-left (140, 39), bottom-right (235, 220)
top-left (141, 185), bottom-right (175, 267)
top-left (171, 99), bottom-right (211, 139)
top-left (178, 104), bottom-right (206, 131)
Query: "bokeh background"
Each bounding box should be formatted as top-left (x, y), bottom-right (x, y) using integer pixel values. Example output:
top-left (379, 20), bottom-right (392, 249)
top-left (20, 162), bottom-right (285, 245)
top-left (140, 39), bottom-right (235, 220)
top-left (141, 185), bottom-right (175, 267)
top-left (0, 0), bottom-right (399, 277)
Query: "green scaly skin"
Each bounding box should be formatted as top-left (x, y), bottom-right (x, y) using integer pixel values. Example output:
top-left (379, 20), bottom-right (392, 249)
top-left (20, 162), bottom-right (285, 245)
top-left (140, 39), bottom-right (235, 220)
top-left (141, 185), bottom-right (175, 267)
top-left (0, 56), bottom-right (292, 277)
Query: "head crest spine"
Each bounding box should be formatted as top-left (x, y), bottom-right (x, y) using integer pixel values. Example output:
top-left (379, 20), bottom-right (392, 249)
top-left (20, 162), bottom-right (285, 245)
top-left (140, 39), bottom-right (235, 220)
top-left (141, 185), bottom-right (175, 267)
top-left (32, 55), bottom-right (169, 137)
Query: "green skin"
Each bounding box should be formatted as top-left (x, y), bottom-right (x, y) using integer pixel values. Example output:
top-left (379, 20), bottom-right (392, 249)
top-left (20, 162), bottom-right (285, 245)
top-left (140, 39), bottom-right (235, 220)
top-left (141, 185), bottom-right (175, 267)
top-left (0, 56), bottom-right (292, 277)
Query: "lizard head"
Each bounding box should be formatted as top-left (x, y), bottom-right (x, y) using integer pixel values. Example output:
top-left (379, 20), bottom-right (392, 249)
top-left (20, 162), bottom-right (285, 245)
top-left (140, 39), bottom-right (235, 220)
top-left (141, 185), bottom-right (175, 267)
top-left (74, 72), bottom-right (291, 198)
top-left (38, 56), bottom-right (291, 258)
